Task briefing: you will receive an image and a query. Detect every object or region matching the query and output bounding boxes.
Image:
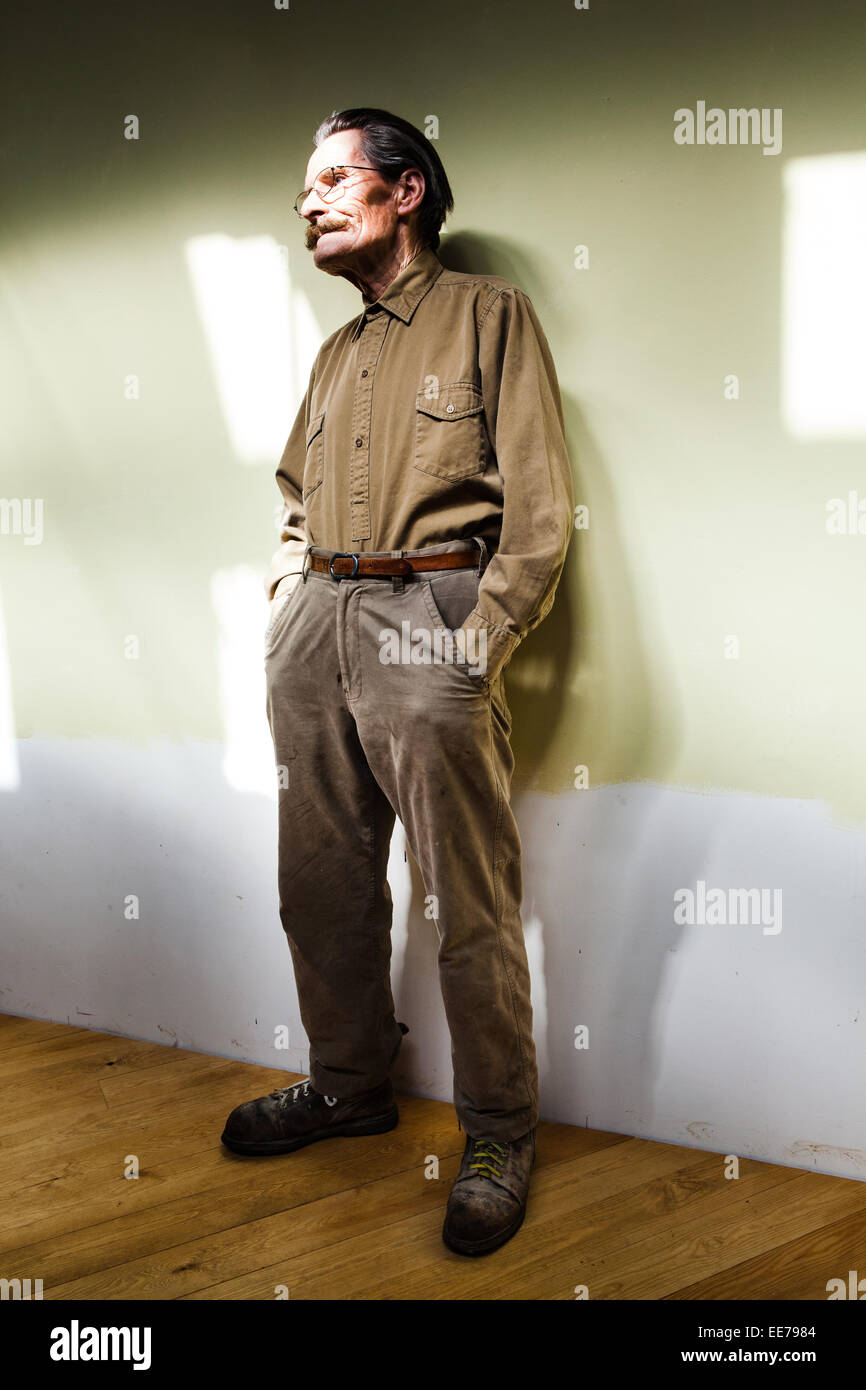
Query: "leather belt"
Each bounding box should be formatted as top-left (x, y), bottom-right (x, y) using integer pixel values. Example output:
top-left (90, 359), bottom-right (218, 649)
top-left (309, 550), bottom-right (478, 578)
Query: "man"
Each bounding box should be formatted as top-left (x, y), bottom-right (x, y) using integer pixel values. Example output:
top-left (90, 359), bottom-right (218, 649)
top-left (222, 108), bottom-right (574, 1258)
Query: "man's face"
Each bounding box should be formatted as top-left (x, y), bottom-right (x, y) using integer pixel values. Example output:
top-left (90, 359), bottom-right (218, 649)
top-left (299, 131), bottom-right (402, 272)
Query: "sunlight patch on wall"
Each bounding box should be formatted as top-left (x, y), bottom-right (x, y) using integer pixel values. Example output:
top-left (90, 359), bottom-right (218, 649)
top-left (185, 234), bottom-right (320, 464)
top-left (524, 911), bottom-right (549, 1080)
top-left (782, 151), bottom-right (866, 439)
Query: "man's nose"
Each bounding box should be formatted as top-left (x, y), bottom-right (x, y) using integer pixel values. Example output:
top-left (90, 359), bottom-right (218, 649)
top-left (301, 188), bottom-right (329, 220)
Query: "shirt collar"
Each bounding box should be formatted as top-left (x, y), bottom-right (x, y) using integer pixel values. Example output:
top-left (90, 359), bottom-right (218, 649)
top-left (349, 246), bottom-right (444, 340)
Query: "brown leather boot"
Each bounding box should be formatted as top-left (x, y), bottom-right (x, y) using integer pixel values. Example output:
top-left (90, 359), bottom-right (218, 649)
top-left (442, 1128), bottom-right (536, 1256)
top-left (221, 1076), bottom-right (399, 1155)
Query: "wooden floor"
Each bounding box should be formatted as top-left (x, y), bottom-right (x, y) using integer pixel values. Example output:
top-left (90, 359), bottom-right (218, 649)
top-left (1, 1012), bottom-right (864, 1300)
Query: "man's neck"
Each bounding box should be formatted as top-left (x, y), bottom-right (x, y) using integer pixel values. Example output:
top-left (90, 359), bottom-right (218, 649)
top-left (341, 242), bottom-right (426, 305)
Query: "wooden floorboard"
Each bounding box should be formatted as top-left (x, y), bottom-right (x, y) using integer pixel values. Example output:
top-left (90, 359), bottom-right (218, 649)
top-left (0, 1013), bottom-right (863, 1300)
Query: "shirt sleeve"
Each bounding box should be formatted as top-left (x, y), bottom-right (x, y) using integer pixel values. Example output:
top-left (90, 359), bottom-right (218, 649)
top-left (463, 286), bottom-right (575, 676)
top-left (263, 368), bottom-right (315, 600)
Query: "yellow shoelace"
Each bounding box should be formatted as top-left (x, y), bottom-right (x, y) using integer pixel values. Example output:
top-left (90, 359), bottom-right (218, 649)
top-left (469, 1140), bottom-right (507, 1179)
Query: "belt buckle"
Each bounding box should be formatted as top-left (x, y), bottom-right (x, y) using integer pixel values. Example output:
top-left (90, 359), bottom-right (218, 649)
top-left (328, 551), bottom-right (360, 579)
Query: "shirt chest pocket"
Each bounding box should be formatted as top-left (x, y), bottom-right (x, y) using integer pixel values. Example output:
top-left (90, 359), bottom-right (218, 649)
top-left (303, 410), bottom-right (325, 498)
top-left (414, 382), bottom-right (490, 482)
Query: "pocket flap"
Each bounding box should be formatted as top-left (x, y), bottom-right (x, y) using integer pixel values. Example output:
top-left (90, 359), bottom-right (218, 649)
top-left (415, 382), bottom-right (483, 421)
top-left (305, 410), bottom-right (325, 447)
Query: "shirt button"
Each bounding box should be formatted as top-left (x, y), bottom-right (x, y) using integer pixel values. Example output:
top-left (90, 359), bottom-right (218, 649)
top-left (361, 369), bottom-right (369, 377)
top-left (446, 403), bottom-right (455, 413)
top-left (355, 437), bottom-right (364, 447)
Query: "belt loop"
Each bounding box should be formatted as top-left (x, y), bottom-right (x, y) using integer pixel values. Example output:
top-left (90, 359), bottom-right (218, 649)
top-left (301, 542), bottom-right (312, 584)
top-left (391, 550), bottom-right (404, 594)
top-left (471, 535), bottom-right (489, 576)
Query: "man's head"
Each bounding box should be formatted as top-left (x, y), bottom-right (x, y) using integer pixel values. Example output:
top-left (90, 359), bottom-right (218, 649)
top-left (296, 109), bottom-right (454, 284)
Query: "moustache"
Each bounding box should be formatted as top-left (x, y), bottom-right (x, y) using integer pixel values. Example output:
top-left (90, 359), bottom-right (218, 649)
top-left (306, 218), bottom-right (347, 247)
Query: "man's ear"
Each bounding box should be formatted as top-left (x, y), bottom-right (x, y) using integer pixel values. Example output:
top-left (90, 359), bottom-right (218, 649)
top-left (396, 167), bottom-right (425, 216)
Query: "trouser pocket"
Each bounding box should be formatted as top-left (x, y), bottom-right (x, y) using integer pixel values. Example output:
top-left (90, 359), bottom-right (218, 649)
top-left (417, 574), bottom-right (489, 685)
top-left (421, 567), bottom-right (482, 631)
top-left (264, 577), bottom-right (303, 655)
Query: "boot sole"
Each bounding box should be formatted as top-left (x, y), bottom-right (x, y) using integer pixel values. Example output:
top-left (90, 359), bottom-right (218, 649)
top-left (221, 1105), bottom-right (399, 1156)
top-left (442, 1202), bottom-right (527, 1256)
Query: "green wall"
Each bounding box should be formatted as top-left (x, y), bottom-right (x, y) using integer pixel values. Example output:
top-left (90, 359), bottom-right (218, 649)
top-left (2, 0), bottom-right (864, 817)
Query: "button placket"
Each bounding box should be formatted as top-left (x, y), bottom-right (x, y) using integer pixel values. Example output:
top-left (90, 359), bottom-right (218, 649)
top-left (349, 312), bottom-right (389, 543)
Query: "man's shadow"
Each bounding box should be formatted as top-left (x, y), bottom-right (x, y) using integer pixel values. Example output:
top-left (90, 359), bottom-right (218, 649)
top-left (435, 231), bottom-right (584, 777)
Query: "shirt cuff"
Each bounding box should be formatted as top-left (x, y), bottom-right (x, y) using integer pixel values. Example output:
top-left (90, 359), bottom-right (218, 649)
top-left (459, 609), bottom-right (522, 680)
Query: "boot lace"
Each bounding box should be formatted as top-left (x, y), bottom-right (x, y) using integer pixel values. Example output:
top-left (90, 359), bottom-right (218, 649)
top-left (468, 1139), bottom-right (508, 1180)
top-left (269, 1079), bottom-right (339, 1108)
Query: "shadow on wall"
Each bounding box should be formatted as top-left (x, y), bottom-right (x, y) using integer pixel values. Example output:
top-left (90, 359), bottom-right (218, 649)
top-left (439, 231), bottom-right (659, 792)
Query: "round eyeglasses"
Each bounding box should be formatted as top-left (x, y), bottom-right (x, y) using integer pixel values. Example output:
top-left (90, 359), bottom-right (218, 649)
top-left (293, 165), bottom-right (379, 218)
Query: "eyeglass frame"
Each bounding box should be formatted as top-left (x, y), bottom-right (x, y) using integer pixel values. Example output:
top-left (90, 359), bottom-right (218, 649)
top-left (293, 165), bottom-right (383, 219)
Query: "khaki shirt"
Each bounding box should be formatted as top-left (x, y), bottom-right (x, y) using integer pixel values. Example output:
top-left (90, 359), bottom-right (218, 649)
top-left (266, 245), bottom-right (574, 676)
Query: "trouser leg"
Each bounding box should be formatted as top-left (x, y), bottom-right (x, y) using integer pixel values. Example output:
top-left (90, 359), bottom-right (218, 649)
top-left (264, 573), bottom-right (404, 1097)
top-left (346, 568), bottom-right (538, 1142)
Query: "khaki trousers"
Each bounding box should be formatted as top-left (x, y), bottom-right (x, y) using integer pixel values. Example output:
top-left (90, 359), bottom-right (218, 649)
top-left (264, 541), bottom-right (538, 1142)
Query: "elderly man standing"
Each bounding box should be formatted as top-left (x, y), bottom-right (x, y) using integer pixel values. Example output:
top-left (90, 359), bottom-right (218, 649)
top-left (222, 108), bottom-right (574, 1257)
